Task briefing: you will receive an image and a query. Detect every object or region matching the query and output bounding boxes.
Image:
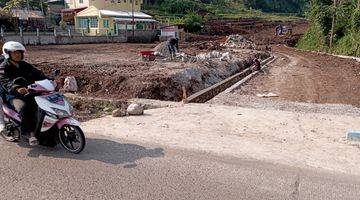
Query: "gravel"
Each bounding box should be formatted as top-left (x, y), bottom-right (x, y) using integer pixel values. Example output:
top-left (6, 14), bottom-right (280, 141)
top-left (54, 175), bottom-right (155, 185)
top-left (209, 93), bottom-right (360, 117)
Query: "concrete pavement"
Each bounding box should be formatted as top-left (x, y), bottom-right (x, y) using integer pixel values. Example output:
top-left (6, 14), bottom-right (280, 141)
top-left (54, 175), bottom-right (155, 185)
top-left (0, 134), bottom-right (360, 200)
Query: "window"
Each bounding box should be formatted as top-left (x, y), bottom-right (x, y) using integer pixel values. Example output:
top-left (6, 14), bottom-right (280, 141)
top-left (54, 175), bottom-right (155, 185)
top-left (103, 20), bottom-right (109, 28)
top-left (78, 18), bottom-right (88, 28)
top-left (89, 17), bottom-right (98, 28)
top-left (136, 23), bottom-right (143, 30)
top-left (79, 0), bottom-right (83, 3)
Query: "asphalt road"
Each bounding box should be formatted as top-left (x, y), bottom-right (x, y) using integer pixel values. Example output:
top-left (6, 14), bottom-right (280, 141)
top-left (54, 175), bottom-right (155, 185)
top-left (0, 134), bottom-right (359, 200)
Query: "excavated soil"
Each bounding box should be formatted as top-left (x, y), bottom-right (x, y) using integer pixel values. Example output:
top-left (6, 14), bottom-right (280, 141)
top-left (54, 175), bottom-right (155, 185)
top-left (207, 18), bottom-right (309, 47)
top-left (24, 19), bottom-right (307, 105)
top-left (26, 43), bottom-right (266, 102)
top-left (23, 19), bottom-right (309, 120)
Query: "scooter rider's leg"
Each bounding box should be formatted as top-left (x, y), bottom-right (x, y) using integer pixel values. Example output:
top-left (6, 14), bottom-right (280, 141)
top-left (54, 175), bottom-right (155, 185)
top-left (22, 99), bottom-right (39, 146)
top-left (10, 98), bottom-right (38, 146)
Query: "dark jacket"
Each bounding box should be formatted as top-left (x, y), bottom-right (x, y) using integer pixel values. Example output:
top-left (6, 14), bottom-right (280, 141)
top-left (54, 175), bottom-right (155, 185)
top-left (0, 59), bottom-right (47, 100)
top-left (168, 38), bottom-right (179, 50)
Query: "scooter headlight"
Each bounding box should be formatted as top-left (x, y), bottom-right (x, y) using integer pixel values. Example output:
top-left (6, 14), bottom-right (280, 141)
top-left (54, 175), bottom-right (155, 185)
top-left (51, 107), bottom-right (70, 119)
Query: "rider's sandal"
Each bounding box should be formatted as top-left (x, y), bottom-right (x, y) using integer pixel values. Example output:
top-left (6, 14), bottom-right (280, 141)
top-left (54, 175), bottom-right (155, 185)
top-left (29, 137), bottom-right (39, 146)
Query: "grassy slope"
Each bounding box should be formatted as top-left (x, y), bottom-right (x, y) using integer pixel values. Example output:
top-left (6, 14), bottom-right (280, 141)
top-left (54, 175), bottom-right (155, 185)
top-left (143, 1), bottom-right (303, 24)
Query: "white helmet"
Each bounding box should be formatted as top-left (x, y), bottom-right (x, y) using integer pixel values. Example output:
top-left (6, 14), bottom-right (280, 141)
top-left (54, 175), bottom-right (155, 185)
top-left (2, 41), bottom-right (26, 59)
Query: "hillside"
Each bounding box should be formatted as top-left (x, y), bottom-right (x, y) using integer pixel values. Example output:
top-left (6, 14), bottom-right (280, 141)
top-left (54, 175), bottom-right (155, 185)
top-left (143, 0), bottom-right (307, 32)
top-left (297, 0), bottom-right (360, 57)
top-left (144, 0), bottom-right (307, 14)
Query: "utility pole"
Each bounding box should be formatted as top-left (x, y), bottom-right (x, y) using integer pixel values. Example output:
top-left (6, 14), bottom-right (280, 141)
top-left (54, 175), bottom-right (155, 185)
top-left (40, 0), bottom-right (44, 14)
top-left (329, 0), bottom-right (337, 51)
top-left (132, 0), bottom-right (135, 40)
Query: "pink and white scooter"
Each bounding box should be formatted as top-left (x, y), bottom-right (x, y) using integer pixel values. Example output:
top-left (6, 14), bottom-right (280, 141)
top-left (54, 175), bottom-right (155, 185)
top-left (1, 71), bottom-right (85, 154)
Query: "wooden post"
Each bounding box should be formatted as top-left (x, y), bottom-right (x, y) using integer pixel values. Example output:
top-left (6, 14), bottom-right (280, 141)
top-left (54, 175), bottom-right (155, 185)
top-left (68, 28), bottom-right (71, 37)
top-left (36, 28), bottom-right (40, 44)
top-left (19, 27), bottom-right (24, 44)
top-left (182, 86), bottom-right (188, 104)
top-left (54, 28), bottom-right (57, 36)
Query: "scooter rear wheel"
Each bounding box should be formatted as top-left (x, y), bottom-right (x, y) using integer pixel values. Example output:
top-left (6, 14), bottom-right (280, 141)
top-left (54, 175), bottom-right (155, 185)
top-left (59, 125), bottom-right (85, 154)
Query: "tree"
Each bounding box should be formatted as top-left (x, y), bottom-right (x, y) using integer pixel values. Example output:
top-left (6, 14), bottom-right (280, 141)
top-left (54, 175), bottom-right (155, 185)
top-left (298, 0), bottom-right (360, 55)
top-left (0, 0), bottom-right (46, 30)
top-left (183, 12), bottom-right (204, 33)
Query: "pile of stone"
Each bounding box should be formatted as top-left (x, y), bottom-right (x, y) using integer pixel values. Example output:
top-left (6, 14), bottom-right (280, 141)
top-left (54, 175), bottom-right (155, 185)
top-left (176, 52), bottom-right (197, 62)
top-left (221, 34), bottom-right (256, 49)
top-left (196, 51), bottom-right (232, 62)
top-left (153, 42), bottom-right (170, 58)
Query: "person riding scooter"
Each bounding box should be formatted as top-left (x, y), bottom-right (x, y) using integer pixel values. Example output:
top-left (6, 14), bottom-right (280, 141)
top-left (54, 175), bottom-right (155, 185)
top-left (0, 41), bottom-right (48, 146)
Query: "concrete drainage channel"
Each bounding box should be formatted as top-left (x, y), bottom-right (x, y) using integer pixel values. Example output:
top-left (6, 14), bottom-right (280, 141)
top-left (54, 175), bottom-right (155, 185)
top-left (187, 55), bottom-right (277, 103)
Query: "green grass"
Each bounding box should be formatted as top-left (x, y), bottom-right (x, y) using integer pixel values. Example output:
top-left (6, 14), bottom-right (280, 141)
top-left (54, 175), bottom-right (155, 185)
top-left (217, 11), bottom-right (303, 21)
top-left (334, 32), bottom-right (360, 57)
top-left (297, 23), bottom-right (360, 57)
top-left (296, 23), bottom-right (325, 51)
top-left (144, 2), bottom-right (304, 25)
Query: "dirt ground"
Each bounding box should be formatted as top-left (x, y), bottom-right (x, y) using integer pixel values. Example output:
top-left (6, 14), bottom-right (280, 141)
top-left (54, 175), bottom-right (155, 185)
top-left (231, 45), bottom-right (360, 107)
top-left (22, 18), bottom-right (307, 105)
top-left (22, 19), bottom-right (316, 121)
top-left (207, 18), bottom-right (309, 46)
top-left (26, 42), bottom-right (264, 102)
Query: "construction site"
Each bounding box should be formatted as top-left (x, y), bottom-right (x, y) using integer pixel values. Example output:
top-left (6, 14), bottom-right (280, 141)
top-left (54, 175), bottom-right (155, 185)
top-left (0, 18), bottom-right (308, 116)
top-left (22, 19), bottom-right (358, 113)
top-left (3, 18), bottom-right (360, 177)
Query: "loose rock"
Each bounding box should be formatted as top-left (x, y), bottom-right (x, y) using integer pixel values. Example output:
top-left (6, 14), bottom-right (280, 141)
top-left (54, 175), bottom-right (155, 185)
top-left (112, 108), bottom-right (127, 117)
top-left (127, 103), bottom-right (144, 115)
top-left (63, 76), bottom-right (78, 92)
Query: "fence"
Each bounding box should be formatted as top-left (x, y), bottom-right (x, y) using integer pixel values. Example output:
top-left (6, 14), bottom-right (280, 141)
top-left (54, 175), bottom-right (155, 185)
top-left (0, 27), bottom-right (158, 45)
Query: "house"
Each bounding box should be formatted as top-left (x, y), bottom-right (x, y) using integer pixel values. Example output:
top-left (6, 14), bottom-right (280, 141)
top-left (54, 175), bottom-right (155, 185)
top-left (11, 9), bottom-right (46, 30)
top-left (65, 0), bottom-right (157, 36)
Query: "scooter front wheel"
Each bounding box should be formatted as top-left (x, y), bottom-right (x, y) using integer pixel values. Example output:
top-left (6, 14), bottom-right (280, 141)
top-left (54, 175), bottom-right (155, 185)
top-left (58, 125), bottom-right (86, 154)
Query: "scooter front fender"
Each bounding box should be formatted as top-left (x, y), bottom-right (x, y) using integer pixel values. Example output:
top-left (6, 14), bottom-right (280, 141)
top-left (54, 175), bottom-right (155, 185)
top-left (56, 117), bottom-right (80, 129)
